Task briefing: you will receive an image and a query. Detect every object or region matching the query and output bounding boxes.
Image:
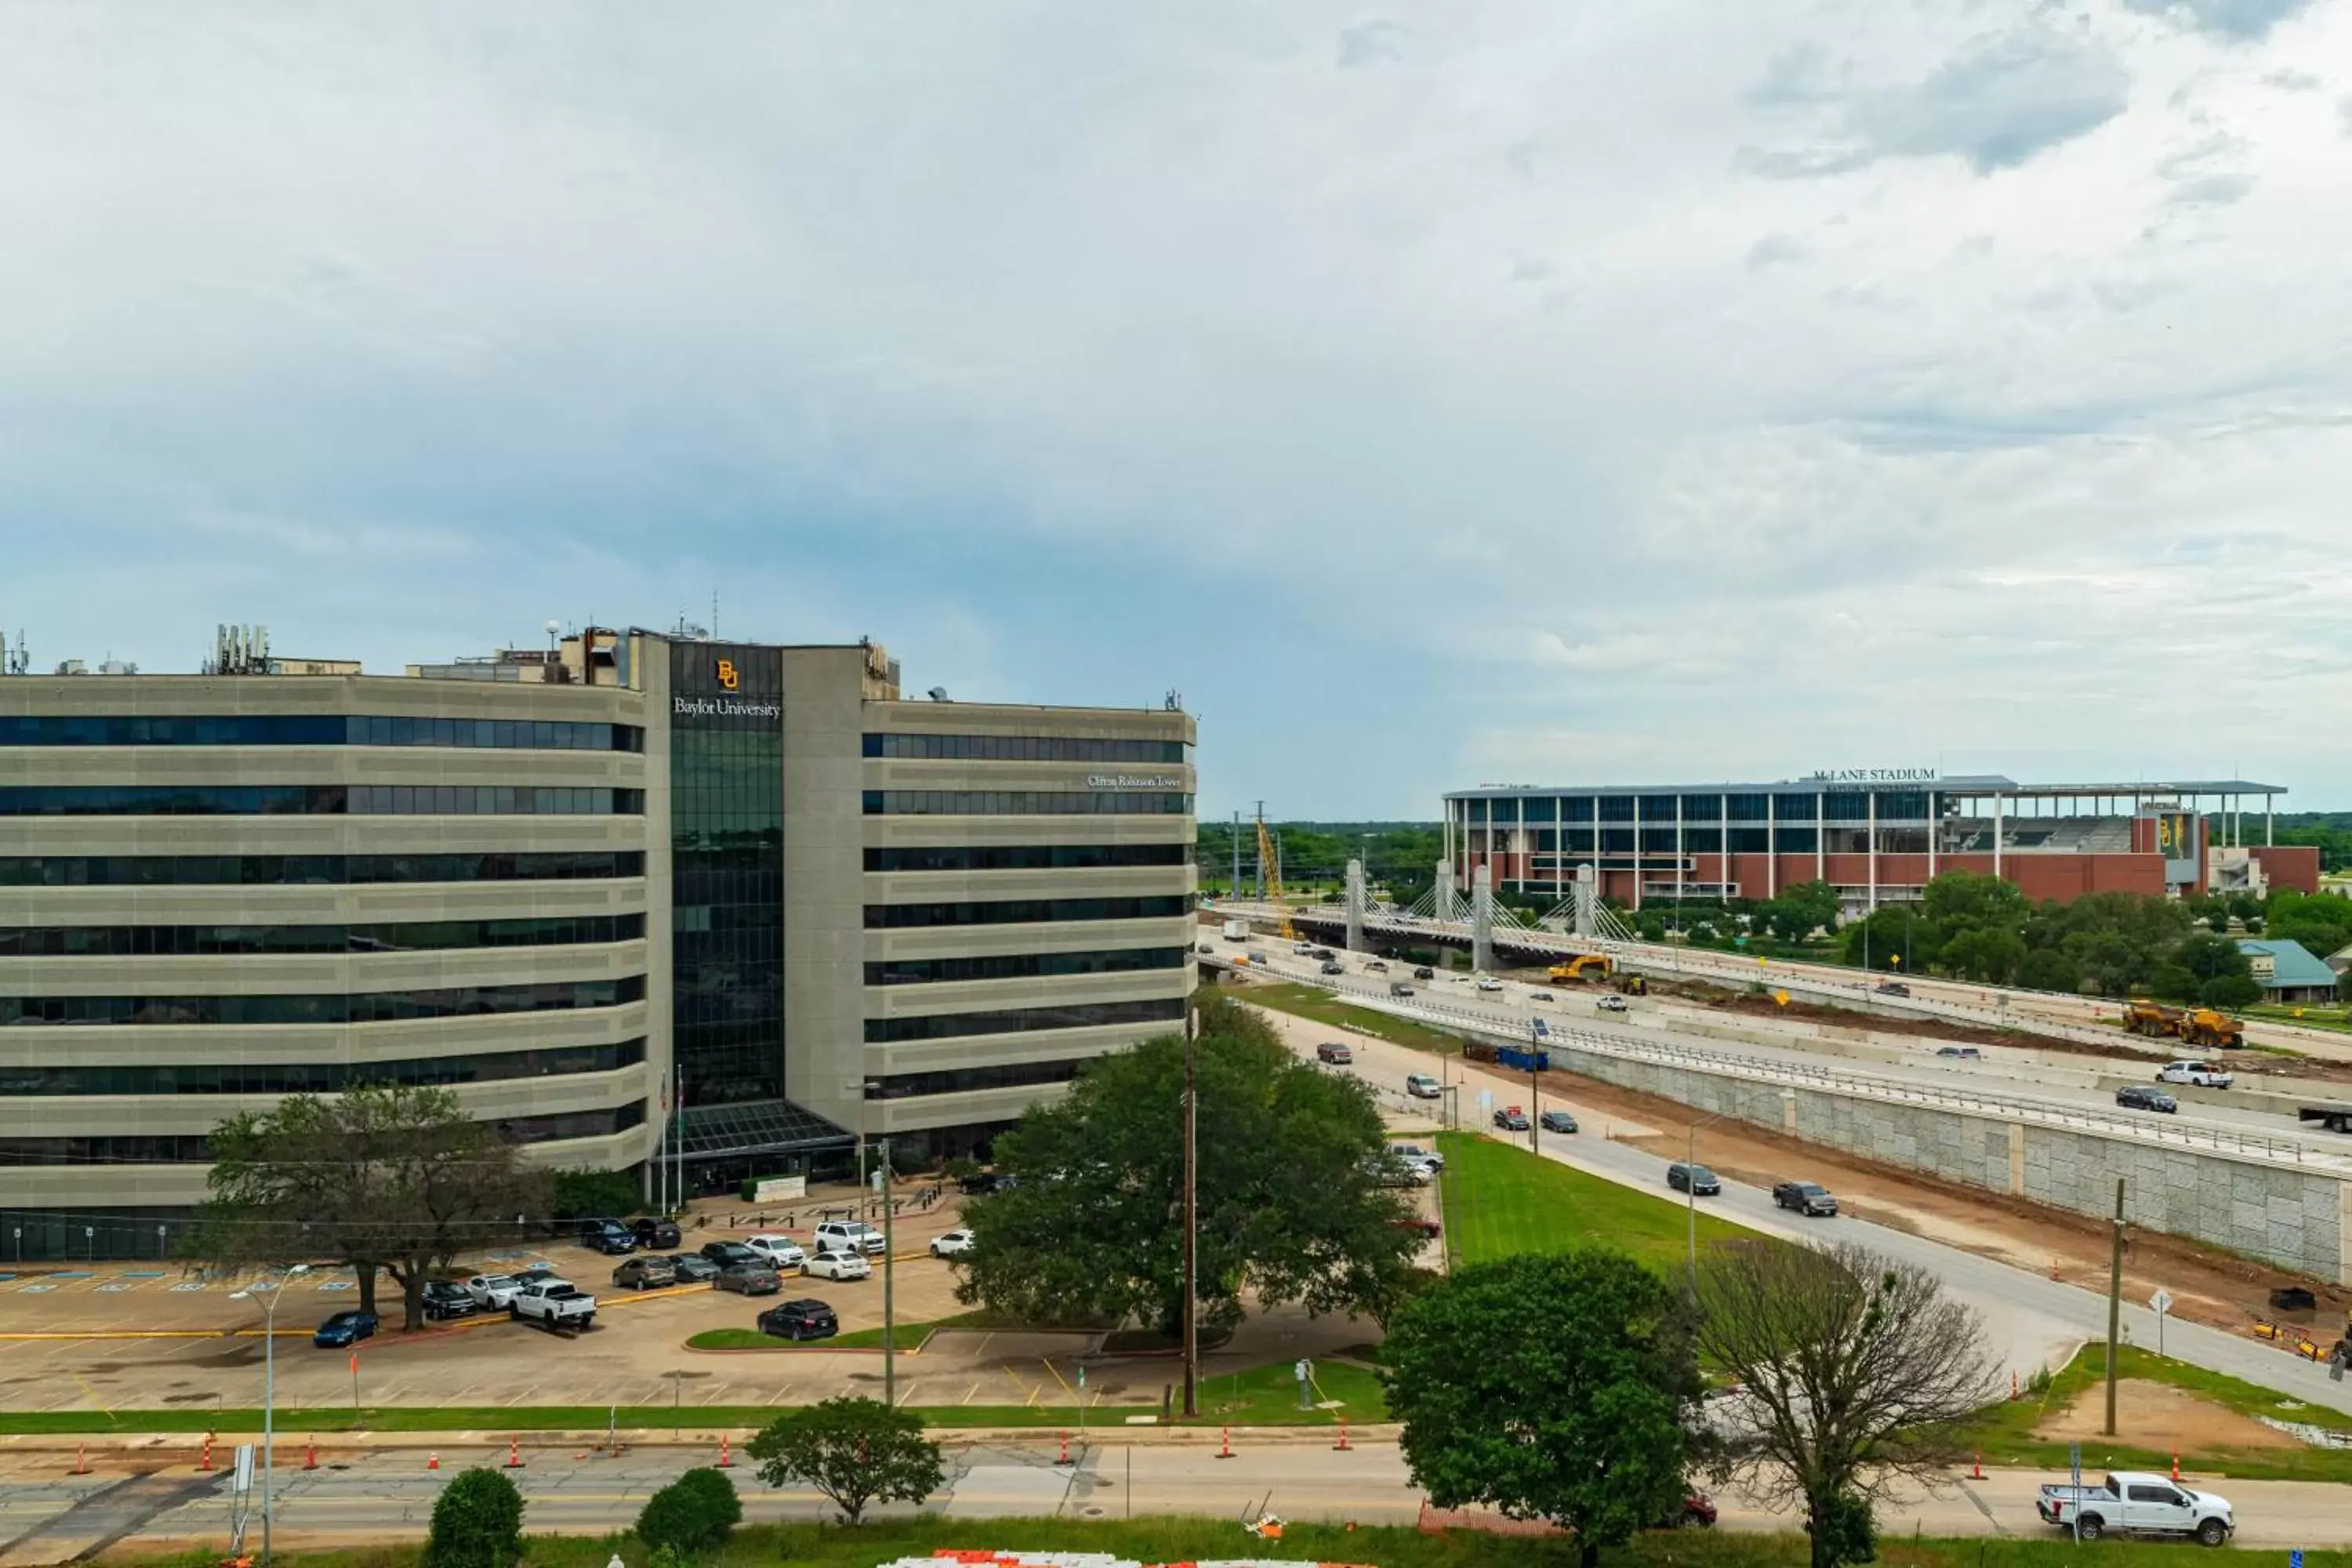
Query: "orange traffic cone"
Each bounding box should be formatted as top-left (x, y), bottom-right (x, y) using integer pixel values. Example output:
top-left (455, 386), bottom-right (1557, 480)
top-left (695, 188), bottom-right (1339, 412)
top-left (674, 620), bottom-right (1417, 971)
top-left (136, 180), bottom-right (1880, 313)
top-left (303, 1439), bottom-right (318, 1472)
top-left (1334, 1417), bottom-right (1352, 1452)
top-left (73, 1443), bottom-right (89, 1476)
top-left (2172, 1449), bottom-right (2180, 1483)
top-left (1972, 1452), bottom-right (1983, 1479)
top-left (1214, 1425), bottom-right (1233, 1460)
top-left (506, 1436), bottom-right (522, 1469)
top-left (199, 1432), bottom-right (215, 1472)
top-left (1055, 1430), bottom-right (1072, 1465)
top-left (426, 1451), bottom-right (440, 1471)
top-left (716, 1435), bottom-right (732, 1468)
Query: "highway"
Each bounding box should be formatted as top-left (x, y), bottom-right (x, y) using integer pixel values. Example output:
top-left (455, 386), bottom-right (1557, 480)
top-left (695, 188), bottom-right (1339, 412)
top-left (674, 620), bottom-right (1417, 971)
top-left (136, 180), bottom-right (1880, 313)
top-left (1216, 898), bottom-right (2352, 1062)
top-left (9, 1436), bottom-right (2352, 1556)
top-left (1221, 941), bottom-right (2350, 1166)
top-left (1226, 952), bottom-right (2352, 1417)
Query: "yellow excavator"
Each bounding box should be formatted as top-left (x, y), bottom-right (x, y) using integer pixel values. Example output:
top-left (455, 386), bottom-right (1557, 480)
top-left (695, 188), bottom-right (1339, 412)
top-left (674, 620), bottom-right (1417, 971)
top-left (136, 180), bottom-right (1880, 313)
top-left (1547, 954), bottom-right (1613, 985)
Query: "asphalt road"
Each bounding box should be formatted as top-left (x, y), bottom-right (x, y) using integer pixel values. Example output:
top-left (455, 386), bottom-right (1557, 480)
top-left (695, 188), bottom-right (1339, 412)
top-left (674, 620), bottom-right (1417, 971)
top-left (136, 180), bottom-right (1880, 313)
top-left (9, 1439), bottom-right (2352, 1559)
top-left (1240, 978), bottom-right (2352, 1421)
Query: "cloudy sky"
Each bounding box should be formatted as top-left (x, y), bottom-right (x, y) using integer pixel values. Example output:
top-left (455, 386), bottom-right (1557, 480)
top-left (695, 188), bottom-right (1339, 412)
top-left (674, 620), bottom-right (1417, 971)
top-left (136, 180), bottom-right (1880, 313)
top-left (5, 1), bottom-right (2349, 818)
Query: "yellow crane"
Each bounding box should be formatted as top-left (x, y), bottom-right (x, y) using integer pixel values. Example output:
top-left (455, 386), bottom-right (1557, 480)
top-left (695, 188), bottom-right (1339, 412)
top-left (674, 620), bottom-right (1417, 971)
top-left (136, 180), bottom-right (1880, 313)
top-left (1254, 815), bottom-right (1296, 939)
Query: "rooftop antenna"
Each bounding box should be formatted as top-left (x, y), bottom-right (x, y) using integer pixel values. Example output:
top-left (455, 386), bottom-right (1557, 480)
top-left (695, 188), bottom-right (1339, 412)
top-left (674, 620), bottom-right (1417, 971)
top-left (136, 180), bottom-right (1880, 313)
top-left (711, 590), bottom-right (718, 641)
top-left (2, 630), bottom-right (26, 677)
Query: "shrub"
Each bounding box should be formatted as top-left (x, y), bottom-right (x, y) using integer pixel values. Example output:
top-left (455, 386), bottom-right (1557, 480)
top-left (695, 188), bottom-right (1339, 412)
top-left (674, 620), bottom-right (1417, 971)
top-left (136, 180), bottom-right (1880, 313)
top-left (425, 1468), bottom-right (525, 1568)
top-left (634, 1466), bottom-right (742, 1557)
top-left (2201, 974), bottom-right (2261, 1010)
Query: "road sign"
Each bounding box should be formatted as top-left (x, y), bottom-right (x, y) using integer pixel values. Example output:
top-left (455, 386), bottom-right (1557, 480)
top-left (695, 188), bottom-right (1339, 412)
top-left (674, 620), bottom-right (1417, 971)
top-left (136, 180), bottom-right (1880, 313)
top-left (2290, 1552), bottom-right (2303, 1568)
top-left (2150, 1289), bottom-right (2172, 1316)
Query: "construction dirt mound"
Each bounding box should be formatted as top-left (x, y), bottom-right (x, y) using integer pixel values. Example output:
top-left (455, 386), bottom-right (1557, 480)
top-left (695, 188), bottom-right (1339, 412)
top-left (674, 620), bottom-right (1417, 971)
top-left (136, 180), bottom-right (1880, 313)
top-left (2034, 1377), bottom-right (2297, 1452)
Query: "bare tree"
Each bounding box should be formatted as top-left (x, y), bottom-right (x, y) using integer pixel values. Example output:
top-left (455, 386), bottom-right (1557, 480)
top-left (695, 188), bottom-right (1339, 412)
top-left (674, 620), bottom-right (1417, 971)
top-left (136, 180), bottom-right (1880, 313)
top-left (1692, 1240), bottom-right (1994, 1568)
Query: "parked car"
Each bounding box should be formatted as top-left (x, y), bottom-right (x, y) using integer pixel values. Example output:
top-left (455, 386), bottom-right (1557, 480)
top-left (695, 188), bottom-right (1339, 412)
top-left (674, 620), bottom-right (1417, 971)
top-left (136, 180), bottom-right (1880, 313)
top-left (813, 1220), bottom-right (887, 1256)
top-left (575, 1218), bottom-right (635, 1255)
top-left (663, 1253), bottom-right (720, 1283)
top-left (714, 1262), bottom-right (783, 1295)
top-left (1368, 1153), bottom-right (1433, 1188)
top-left (1493, 1105), bottom-right (1530, 1131)
top-left (630, 1217), bottom-right (682, 1250)
top-left (1412, 966), bottom-right (1436, 980)
top-left (2158, 1061), bottom-right (2234, 1091)
top-left (758, 1298), bottom-right (839, 1341)
top-left (510, 1278), bottom-right (597, 1330)
top-left (313, 1309), bottom-right (378, 1348)
top-left (1389, 1216), bottom-right (1442, 1240)
top-left (421, 1281), bottom-right (479, 1321)
top-left (1319, 960), bottom-right (1345, 975)
top-left (2116, 1085), bottom-right (2179, 1114)
top-left (1772, 1181), bottom-right (1838, 1217)
top-left (1316, 1041), bottom-right (1354, 1065)
top-left (612, 1256), bottom-right (677, 1290)
top-left (1539, 1109), bottom-right (1579, 1134)
top-left (1667, 1162), bottom-right (1722, 1196)
top-left (1475, 976), bottom-right (1504, 993)
top-left (744, 1234), bottom-right (807, 1269)
top-left (806, 1249), bottom-right (873, 1282)
top-left (1595, 994), bottom-right (1629, 1013)
top-left (931, 1229), bottom-right (975, 1258)
top-left (1935, 1046), bottom-right (1984, 1061)
top-left (700, 1240), bottom-right (760, 1269)
top-left (513, 1264), bottom-right (562, 1287)
top-left (1390, 1144), bottom-right (1443, 1171)
top-left (1405, 1073), bottom-right (1443, 1099)
top-left (2036, 1472), bottom-right (2233, 1544)
top-left (1665, 1493), bottom-right (1719, 1529)
top-left (461, 1272), bottom-right (522, 1310)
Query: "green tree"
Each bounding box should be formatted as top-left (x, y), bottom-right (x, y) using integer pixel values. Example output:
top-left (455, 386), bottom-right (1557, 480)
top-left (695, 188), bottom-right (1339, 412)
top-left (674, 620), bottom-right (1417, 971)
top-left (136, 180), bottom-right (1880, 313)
top-left (2201, 974), bottom-right (2261, 1010)
top-left (956, 993), bottom-right (1420, 1338)
top-left (748, 1397), bottom-right (943, 1525)
top-left (2176, 933), bottom-right (2253, 985)
top-left (198, 1084), bottom-right (548, 1328)
top-left (1693, 1241), bottom-right (1991, 1568)
top-left (1919, 869), bottom-right (2027, 932)
top-left (1762, 880), bottom-right (1840, 944)
top-left (425, 1467), bottom-right (526, 1568)
top-left (2017, 948), bottom-right (2078, 993)
top-left (552, 1167), bottom-right (644, 1221)
top-left (1386, 1250), bottom-right (1700, 1568)
top-left (2150, 964), bottom-right (2200, 1004)
top-left (635, 1467), bottom-right (742, 1557)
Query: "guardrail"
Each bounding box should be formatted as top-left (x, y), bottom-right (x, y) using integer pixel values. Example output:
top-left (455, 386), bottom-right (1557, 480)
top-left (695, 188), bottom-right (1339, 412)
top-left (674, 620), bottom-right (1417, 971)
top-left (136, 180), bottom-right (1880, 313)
top-left (1207, 952), bottom-right (2352, 1175)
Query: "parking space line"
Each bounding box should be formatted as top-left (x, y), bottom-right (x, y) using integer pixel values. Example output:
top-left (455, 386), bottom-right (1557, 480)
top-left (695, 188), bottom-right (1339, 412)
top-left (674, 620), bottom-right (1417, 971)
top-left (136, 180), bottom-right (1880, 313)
top-left (765, 1382), bottom-right (794, 1406)
top-left (961, 1381), bottom-right (978, 1404)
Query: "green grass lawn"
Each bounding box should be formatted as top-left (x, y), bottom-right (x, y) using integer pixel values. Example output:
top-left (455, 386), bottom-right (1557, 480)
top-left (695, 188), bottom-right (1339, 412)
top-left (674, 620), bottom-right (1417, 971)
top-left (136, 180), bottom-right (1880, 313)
top-left (1969, 1342), bottom-right (2352, 1483)
top-left (686, 1309), bottom-right (1000, 1352)
top-left (2245, 1002), bottom-right (2352, 1034)
top-left (1436, 1131), bottom-right (1756, 1276)
top-left (1243, 980), bottom-right (1468, 1055)
top-left (129, 1515), bottom-right (2352, 1568)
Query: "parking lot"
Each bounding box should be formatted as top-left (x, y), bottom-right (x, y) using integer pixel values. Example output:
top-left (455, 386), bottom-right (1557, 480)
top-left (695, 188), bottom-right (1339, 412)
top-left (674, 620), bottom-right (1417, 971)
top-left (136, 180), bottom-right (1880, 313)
top-left (0, 1179), bottom-right (1410, 1420)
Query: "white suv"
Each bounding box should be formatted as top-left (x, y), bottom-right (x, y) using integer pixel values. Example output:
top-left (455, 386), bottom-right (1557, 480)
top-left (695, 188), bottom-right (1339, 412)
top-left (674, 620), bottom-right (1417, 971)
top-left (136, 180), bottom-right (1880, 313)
top-left (744, 1234), bottom-right (807, 1269)
top-left (805, 1249), bottom-right (873, 1282)
top-left (814, 1220), bottom-right (887, 1256)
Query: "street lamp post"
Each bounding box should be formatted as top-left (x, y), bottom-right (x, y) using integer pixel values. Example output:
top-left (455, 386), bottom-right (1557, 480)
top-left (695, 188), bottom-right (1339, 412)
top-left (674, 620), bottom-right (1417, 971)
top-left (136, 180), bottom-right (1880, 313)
top-left (230, 1264), bottom-right (310, 1568)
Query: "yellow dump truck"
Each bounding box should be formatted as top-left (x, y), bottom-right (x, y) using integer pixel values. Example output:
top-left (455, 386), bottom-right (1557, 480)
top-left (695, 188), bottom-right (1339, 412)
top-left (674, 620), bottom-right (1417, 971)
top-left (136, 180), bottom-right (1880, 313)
top-left (2121, 1000), bottom-right (2244, 1049)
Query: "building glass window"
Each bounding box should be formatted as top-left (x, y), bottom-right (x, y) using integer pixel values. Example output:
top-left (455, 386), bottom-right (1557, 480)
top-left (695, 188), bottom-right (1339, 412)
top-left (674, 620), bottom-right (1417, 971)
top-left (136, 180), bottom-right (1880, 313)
top-left (868, 1059), bottom-right (1086, 1098)
top-left (1639, 828), bottom-right (1678, 853)
top-left (0, 786), bottom-right (643, 816)
top-left (862, 791), bottom-right (1190, 815)
top-left (670, 643), bottom-right (786, 1109)
top-left (1773, 793), bottom-right (1820, 822)
top-left (863, 996), bottom-right (1185, 1044)
top-left (862, 734), bottom-right (1184, 763)
top-left (0, 1039), bottom-right (646, 1095)
top-left (1877, 791), bottom-right (1930, 821)
top-left (1728, 828), bottom-right (1770, 853)
top-left (1823, 791), bottom-right (1871, 822)
top-left (1727, 793), bottom-right (1769, 822)
top-left (0, 716), bottom-right (643, 750)
top-left (1598, 796), bottom-right (1635, 822)
top-left (0, 851), bottom-right (644, 887)
top-left (1521, 797), bottom-right (1557, 823)
top-left (1682, 828), bottom-right (1722, 854)
top-left (0, 977), bottom-right (644, 1026)
top-left (1775, 826), bottom-right (1818, 854)
top-left (1561, 797), bottom-right (1595, 822)
top-left (1679, 794), bottom-right (1723, 818)
top-left (1638, 795), bottom-right (1679, 818)
top-left (0, 915), bottom-right (644, 958)
top-left (865, 895), bottom-right (1192, 930)
top-left (865, 947), bottom-right (1185, 985)
top-left (1600, 828), bottom-right (1635, 853)
top-left (862, 844), bottom-right (1185, 873)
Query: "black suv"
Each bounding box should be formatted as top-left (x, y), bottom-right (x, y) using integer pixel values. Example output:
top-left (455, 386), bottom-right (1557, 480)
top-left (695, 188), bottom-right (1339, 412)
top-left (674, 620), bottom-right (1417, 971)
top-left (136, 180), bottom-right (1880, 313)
top-left (1412, 965), bottom-right (1436, 980)
top-left (758, 1298), bottom-right (840, 1341)
top-left (576, 1218), bottom-right (635, 1255)
top-left (1667, 1162), bottom-right (1722, 1196)
top-left (631, 1216), bottom-right (682, 1250)
top-left (1539, 1109), bottom-right (1579, 1134)
top-left (2116, 1085), bottom-right (2178, 1114)
top-left (1493, 1105), bottom-right (1530, 1132)
top-left (421, 1281), bottom-right (480, 1321)
top-left (700, 1240), bottom-right (760, 1268)
top-left (1772, 1181), bottom-right (1838, 1217)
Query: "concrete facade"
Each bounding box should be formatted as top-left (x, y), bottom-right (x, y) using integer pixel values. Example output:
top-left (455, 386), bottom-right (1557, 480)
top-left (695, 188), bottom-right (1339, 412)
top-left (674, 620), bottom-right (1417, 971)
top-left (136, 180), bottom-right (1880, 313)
top-left (0, 630), bottom-right (1195, 1254)
top-left (1532, 1038), bottom-right (2352, 1283)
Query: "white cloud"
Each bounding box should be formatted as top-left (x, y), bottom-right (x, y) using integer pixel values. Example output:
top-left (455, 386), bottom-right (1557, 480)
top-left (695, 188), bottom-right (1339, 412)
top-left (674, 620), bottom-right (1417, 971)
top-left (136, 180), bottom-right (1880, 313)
top-left (3, 1), bottom-right (2352, 812)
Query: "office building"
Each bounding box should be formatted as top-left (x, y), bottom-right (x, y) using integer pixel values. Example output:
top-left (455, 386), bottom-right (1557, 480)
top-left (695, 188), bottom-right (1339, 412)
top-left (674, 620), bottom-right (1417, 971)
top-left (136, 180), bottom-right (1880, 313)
top-left (0, 627), bottom-right (1193, 1258)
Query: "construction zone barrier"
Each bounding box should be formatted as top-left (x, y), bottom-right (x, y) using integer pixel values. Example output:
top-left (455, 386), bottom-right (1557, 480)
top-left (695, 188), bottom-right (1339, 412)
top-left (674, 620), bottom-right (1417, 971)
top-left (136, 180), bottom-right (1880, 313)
top-left (716, 1435), bottom-right (733, 1468)
top-left (1334, 1417), bottom-right (1351, 1452)
top-left (1214, 1425), bottom-right (1233, 1459)
top-left (426, 1451), bottom-right (440, 1471)
top-left (506, 1436), bottom-right (523, 1469)
top-left (304, 1439), bottom-right (318, 1472)
top-left (198, 1432), bottom-right (215, 1472)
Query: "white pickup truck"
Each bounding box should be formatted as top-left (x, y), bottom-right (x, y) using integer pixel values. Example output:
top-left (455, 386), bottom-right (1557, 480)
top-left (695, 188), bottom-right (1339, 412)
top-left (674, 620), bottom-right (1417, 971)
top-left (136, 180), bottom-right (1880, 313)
top-left (509, 1278), bottom-right (597, 1331)
top-left (2037, 1472), bottom-right (2233, 1545)
top-left (2158, 1060), bottom-right (2234, 1091)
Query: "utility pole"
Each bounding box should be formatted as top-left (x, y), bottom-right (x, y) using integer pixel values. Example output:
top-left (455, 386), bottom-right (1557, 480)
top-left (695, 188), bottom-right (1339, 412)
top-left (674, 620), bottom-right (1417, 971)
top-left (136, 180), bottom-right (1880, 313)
top-left (2103, 1177), bottom-right (2125, 1436)
top-left (1254, 800), bottom-right (1266, 902)
top-left (1181, 1000), bottom-right (1199, 1417)
top-left (1230, 809), bottom-right (1241, 903)
top-left (1527, 1022), bottom-right (1541, 1155)
top-left (880, 1140), bottom-right (896, 1410)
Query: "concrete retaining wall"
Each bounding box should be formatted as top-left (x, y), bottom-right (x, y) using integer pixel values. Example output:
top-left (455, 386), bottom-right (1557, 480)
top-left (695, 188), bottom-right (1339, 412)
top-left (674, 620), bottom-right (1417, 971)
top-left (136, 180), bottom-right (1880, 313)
top-left (1541, 1040), bottom-right (2352, 1285)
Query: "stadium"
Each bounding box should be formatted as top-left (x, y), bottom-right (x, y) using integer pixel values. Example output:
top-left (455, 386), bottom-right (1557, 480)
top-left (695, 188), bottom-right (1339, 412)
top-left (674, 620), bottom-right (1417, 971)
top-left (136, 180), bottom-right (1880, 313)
top-left (1443, 771), bottom-right (2315, 913)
